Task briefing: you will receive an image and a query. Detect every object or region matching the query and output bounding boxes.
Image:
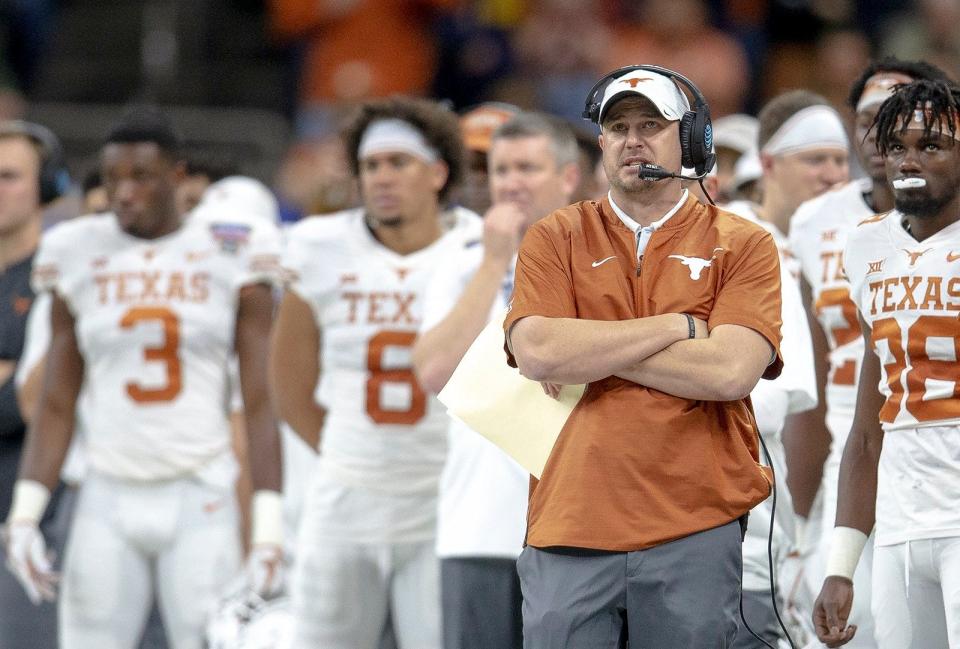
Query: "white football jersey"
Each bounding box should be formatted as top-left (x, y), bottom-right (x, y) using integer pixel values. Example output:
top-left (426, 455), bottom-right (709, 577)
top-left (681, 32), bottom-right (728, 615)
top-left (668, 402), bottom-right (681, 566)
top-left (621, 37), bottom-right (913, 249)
top-left (845, 211), bottom-right (960, 545)
top-left (723, 200), bottom-right (801, 279)
top-left (789, 180), bottom-right (873, 421)
top-left (282, 207), bottom-right (482, 493)
top-left (31, 213), bottom-right (281, 485)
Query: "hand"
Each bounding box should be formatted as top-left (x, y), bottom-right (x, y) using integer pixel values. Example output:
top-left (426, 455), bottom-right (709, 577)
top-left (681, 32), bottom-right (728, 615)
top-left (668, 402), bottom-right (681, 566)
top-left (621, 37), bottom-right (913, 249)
top-left (541, 382), bottom-right (562, 400)
top-left (246, 543), bottom-right (284, 598)
top-left (813, 576), bottom-right (857, 647)
top-left (2, 522), bottom-right (58, 604)
top-left (481, 203), bottom-right (527, 270)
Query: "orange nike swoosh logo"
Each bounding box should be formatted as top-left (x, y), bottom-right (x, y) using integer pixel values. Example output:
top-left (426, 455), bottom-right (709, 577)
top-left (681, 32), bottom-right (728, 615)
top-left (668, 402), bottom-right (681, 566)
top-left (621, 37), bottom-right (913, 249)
top-left (948, 252), bottom-right (960, 262)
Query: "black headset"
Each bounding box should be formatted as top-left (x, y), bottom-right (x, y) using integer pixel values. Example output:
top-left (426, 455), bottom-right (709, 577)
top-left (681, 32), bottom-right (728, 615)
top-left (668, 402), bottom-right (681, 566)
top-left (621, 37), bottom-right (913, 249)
top-left (582, 64), bottom-right (716, 176)
top-left (1, 120), bottom-right (71, 205)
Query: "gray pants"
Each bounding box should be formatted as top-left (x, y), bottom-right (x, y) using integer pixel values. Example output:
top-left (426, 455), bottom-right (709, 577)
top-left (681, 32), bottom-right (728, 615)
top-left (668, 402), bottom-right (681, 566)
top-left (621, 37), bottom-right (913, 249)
top-left (518, 520), bottom-right (743, 649)
top-left (730, 589), bottom-right (781, 649)
top-left (441, 557), bottom-right (523, 649)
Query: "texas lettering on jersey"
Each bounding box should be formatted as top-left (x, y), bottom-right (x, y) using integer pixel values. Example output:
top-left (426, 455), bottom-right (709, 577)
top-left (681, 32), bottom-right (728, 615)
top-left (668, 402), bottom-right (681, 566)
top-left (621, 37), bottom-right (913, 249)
top-left (864, 274), bottom-right (960, 315)
top-left (93, 271), bottom-right (210, 305)
top-left (340, 291), bottom-right (417, 326)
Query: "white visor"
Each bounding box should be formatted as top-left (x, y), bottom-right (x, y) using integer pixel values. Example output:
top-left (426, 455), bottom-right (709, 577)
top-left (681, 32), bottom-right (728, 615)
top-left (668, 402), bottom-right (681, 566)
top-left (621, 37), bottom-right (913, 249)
top-left (358, 119), bottom-right (439, 163)
top-left (598, 69), bottom-right (691, 124)
top-left (762, 105), bottom-right (848, 156)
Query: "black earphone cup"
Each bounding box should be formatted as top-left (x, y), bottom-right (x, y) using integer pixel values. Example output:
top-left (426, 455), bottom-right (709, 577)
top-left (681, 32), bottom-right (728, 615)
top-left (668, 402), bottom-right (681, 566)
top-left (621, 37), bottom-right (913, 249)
top-left (693, 106), bottom-right (714, 175)
top-left (679, 112), bottom-right (696, 169)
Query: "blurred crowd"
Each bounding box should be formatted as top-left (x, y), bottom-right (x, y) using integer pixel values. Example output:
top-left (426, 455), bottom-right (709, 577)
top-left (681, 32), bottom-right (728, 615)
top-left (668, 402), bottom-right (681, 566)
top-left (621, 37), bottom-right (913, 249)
top-left (1, 0), bottom-right (960, 221)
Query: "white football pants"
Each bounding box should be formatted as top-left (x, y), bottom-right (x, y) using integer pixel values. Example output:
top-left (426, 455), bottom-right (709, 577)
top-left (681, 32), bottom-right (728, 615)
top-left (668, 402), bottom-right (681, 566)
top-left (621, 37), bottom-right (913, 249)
top-left (290, 536), bottom-right (440, 649)
top-left (872, 537), bottom-right (960, 648)
top-left (59, 472), bottom-right (241, 649)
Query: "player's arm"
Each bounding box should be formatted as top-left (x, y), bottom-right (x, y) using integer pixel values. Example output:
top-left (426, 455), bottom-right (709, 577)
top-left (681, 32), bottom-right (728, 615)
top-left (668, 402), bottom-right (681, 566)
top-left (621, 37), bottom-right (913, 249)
top-left (813, 316), bottom-right (884, 647)
top-left (614, 323), bottom-right (774, 401)
top-left (15, 294), bottom-right (81, 490)
top-left (508, 313), bottom-right (698, 386)
top-left (269, 290), bottom-right (325, 449)
top-left (237, 283), bottom-right (282, 493)
top-left (782, 275), bottom-right (832, 518)
top-left (413, 263), bottom-right (502, 393)
top-left (15, 360), bottom-right (44, 425)
top-left (236, 282), bottom-right (285, 596)
top-left (414, 203), bottom-right (523, 393)
top-left (3, 293), bottom-right (82, 603)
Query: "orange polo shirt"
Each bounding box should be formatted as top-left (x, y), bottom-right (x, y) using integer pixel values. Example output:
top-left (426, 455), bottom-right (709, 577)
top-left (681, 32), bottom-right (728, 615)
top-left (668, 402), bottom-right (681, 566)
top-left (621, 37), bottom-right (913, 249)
top-left (504, 194), bottom-right (783, 551)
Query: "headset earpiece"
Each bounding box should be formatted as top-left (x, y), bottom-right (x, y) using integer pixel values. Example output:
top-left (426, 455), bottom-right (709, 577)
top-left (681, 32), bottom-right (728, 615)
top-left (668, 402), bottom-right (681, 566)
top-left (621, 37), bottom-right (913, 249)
top-left (679, 111), bottom-right (696, 169)
top-left (1, 121), bottom-right (70, 205)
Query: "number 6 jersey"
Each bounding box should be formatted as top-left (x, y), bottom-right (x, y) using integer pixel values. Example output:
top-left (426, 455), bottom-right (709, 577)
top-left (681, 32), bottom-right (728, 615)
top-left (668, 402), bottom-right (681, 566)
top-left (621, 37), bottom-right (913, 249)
top-left (31, 213), bottom-right (281, 485)
top-left (844, 210), bottom-right (960, 545)
top-left (281, 208), bottom-right (481, 496)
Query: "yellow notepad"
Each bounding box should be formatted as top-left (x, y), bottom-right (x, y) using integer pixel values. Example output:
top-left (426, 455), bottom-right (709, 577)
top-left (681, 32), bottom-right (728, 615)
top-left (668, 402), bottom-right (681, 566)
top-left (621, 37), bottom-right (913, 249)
top-left (437, 310), bottom-right (585, 479)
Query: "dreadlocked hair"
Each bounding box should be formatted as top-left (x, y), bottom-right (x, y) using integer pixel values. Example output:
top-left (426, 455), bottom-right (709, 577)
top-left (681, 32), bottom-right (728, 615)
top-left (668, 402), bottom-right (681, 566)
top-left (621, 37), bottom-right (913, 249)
top-left (874, 79), bottom-right (960, 156)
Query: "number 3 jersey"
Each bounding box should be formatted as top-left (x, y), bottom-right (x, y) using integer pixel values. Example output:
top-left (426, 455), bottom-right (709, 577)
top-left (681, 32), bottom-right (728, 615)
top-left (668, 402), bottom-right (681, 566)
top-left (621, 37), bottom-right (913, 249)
top-left (31, 213), bottom-right (281, 485)
top-left (845, 211), bottom-right (960, 545)
top-left (282, 208), bottom-right (481, 497)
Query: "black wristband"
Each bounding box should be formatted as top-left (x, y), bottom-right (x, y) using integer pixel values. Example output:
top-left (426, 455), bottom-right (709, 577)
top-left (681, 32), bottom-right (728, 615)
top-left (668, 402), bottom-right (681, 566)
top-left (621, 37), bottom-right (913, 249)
top-left (684, 313), bottom-right (696, 339)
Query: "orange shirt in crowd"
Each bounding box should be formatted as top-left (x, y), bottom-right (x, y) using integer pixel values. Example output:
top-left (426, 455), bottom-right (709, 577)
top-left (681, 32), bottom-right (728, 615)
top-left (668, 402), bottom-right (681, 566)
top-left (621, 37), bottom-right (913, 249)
top-left (269, 0), bottom-right (460, 104)
top-left (504, 195), bottom-right (783, 551)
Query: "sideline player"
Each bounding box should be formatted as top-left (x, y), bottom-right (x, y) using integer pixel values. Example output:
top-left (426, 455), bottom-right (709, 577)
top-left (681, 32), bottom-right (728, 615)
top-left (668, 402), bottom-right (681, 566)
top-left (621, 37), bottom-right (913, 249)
top-left (723, 89), bottom-right (850, 643)
top-left (787, 58), bottom-right (948, 648)
top-left (726, 90), bottom-right (849, 259)
top-left (412, 112), bottom-right (579, 649)
top-left (270, 97), bottom-right (480, 649)
top-left (0, 120), bottom-right (70, 649)
top-left (2, 107), bottom-right (284, 649)
top-left (813, 78), bottom-right (960, 648)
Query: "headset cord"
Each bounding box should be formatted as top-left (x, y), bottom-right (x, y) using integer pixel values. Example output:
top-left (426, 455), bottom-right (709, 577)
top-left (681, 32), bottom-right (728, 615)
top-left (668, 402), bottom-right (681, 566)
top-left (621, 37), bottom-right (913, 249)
top-left (698, 178), bottom-right (716, 205)
top-left (738, 432), bottom-right (799, 649)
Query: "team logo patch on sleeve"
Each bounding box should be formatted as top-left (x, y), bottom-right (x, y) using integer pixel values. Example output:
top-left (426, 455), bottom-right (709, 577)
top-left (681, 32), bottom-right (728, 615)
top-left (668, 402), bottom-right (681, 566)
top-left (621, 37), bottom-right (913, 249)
top-left (209, 223), bottom-right (252, 253)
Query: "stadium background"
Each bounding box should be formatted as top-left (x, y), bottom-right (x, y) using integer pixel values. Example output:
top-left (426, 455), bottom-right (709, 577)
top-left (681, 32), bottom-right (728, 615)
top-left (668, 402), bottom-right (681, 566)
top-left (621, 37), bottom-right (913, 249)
top-left (0, 0), bottom-right (954, 220)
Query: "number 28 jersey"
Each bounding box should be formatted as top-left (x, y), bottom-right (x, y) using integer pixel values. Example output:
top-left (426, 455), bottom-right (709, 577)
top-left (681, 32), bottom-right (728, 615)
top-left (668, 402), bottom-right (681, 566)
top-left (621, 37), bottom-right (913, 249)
top-left (845, 211), bottom-right (960, 545)
top-left (282, 208), bottom-right (481, 492)
top-left (31, 213), bottom-right (281, 484)
top-left (845, 211), bottom-right (960, 430)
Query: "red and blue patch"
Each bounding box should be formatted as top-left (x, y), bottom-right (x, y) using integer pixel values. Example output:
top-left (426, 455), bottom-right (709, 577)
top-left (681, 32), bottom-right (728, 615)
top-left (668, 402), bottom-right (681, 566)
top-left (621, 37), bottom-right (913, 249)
top-left (209, 222), bottom-right (252, 253)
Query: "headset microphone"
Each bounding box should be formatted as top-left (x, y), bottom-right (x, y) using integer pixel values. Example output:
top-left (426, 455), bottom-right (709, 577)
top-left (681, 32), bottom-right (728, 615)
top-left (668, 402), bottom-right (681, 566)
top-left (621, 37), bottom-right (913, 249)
top-left (637, 163), bottom-right (716, 205)
top-left (637, 163), bottom-right (706, 182)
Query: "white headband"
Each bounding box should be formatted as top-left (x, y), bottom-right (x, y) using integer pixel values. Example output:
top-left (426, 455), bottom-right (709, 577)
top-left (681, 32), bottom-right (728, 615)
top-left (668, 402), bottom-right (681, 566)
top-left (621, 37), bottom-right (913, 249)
top-left (761, 105), bottom-right (848, 156)
top-left (856, 72), bottom-right (912, 113)
top-left (358, 119), bottom-right (439, 163)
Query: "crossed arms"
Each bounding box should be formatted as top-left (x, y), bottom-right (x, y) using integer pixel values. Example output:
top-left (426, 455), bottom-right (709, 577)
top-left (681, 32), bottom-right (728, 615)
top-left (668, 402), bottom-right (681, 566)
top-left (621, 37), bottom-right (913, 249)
top-left (508, 315), bottom-right (775, 402)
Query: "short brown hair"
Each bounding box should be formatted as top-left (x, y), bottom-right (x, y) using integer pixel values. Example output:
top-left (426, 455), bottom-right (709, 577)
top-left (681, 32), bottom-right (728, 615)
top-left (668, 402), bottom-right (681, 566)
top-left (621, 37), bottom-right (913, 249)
top-left (342, 96), bottom-right (464, 202)
top-left (757, 90), bottom-right (832, 151)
